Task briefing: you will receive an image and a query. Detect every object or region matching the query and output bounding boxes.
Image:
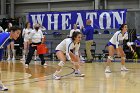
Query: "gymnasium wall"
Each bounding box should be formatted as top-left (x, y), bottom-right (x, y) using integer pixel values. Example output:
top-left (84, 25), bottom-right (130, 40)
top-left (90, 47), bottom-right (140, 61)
top-left (2, 0), bottom-right (140, 56)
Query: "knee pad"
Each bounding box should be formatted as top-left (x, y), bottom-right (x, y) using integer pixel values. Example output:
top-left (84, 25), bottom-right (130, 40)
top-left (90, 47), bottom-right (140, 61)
top-left (108, 56), bottom-right (114, 61)
top-left (58, 61), bottom-right (65, 67)
top-left (121, 57), bottom-right (126, 60)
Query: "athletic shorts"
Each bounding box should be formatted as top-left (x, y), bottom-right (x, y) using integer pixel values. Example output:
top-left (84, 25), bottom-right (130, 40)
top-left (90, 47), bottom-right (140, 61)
top-left (55, 50), bottom-right (60, 53)
top-left (107, 42), bottom-right (116, 49)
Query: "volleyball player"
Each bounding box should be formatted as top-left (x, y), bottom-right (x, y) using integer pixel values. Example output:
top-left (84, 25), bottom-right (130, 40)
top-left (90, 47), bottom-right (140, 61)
top-left (53, 31), bottom-right (85, 80)
top-left (69, 24), bottom-right (85, 62)
top-left (21, 22), bottom-right (32, 61)
top-left (0, 27), bottom-right (21, 91)
top-left (105, 24), bottom-right (134, 73)
top-left (5, 23), bottom-right (15, 60)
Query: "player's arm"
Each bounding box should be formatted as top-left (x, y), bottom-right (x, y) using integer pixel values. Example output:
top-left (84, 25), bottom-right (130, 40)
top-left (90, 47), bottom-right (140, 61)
top-left (74, 43), bottom-right (80, 62)
top-left (66, 40), bottom-right (72, 61)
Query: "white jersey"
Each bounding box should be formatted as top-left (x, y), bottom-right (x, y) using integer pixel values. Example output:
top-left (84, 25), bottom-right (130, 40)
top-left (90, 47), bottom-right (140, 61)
top-left (29, 29), bottom-right (44, 43)
top-left (69, 29), bottom-right (80, 37)
top-left (109, 31), bottom-right (128, 48)
top-left (56, 38), bottom-right (80, 60)
top-left (22, 28), bottom-right (32, 42)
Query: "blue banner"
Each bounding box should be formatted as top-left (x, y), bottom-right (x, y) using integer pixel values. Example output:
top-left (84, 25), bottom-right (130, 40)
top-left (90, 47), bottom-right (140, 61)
top-left (28, 9), bottom-right (127, 30)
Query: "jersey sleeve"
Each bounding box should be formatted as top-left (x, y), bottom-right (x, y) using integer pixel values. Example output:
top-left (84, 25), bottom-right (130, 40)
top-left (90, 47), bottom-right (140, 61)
top-left (123, 32), bottom-right (128, 40)
top-left (115, 32), bottom-right (120, 48)
top-left (66, 39), bottom-right (72, 60)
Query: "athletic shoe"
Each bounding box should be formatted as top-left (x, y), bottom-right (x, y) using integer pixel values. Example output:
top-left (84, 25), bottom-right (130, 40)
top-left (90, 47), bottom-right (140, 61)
top-left (53, 75), bottom-right (61, 80)
top-left (12, 57), bottom-right (15, 61)
top-left (7, 57), bottom-right (10, 61)
top-left (43, 63), bottom-right (47, 66)
top-left (105, 66), bottom-right (111, 73)
top-left (121, 66), bottom-right (129, 71)
top-left (80, 56), bottom-right (85, 61)
top-left (25, 64), bottom-right (29, 68)
top-left (74, 73), bottom-right (85, 77)
top-left (0, 86), bottom-right (8, 91)
top-left (20, 56), bottom-right (25, 61)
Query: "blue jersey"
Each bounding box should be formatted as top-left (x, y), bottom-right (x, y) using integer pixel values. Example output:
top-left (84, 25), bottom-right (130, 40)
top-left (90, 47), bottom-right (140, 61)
top-left (0, 32), bottom-right (14, 49)
top-left (82, 25), bottom-right (94, 40)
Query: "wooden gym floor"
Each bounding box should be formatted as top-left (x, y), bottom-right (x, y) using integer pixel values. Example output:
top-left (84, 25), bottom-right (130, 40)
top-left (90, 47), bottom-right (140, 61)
top-left (0, 60), bottom-right (140, 93)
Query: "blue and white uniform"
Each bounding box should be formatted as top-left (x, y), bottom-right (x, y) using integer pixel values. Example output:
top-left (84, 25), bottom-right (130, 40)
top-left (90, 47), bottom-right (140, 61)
top-left (108, 31), bottom-right (128, 48)
top-left (55, 38), bottom-right (80, 60)
top-left (0, 32), bottom-right (14, 60)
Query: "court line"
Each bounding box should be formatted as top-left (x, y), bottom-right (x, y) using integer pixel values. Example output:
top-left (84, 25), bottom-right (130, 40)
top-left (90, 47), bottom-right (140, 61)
top-left (4, 66), bottom-right (75, 86)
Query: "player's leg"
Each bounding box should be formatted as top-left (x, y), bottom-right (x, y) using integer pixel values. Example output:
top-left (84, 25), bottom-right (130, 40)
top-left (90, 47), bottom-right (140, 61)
top-left (25, 45), bottom-right (36, 67)
top-left (21, 41), bottom-right (27, 61)
top-left (10, 42), bottom-right (15, 60)
top-left (0, 49), bottom-right (4, 61)
top-left (117, 46), bottom-right (129, 71)
top-left (69, 52), bottom-right (85, 77)
top-left (0, 49), bottom-right (8, 91)
top-left (105, 45), bottom-right (115, 73)
top-left (53, 50), bottom-right (66, 80)
top-left (7, 45), bottom-right (10, 60)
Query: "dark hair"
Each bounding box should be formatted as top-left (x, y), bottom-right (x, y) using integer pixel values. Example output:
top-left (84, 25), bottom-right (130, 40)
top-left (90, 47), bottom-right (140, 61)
top-left (9, 27), bottom-right (21, 32)
top-left (25, 22), bottom-right (30, 28)
top-left (71, 31), bottom-right (82, 41)
top-left (119, 24), bottom-right (127, 30)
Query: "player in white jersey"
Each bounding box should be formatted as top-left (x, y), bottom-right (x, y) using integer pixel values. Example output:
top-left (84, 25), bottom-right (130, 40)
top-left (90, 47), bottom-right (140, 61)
top-left (105, 24), bottom-right (134, 73)
top-left (53, 31), bottom-right (85, 80)
top-left (69, 24), bottom-right (85, 62)
top-left (5, 22), bottom-right (15, 60)
top-left (21, 22), bottom-right (32, 61)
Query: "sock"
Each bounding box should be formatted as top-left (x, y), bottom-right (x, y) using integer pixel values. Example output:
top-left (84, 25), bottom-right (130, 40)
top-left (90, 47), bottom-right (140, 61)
top-left (53, 70), bottom-right (61, 76)
top-left (12, 49), bottom-right (15, 58)
top-left (75, 69), bottom-right (80, 74)
top-left (7, 49), bottom-right (10, 58)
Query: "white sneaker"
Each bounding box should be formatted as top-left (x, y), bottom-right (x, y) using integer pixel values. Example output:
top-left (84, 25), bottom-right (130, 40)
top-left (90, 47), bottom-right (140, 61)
top-left (25, 64), bottom-right (29, 68)
top-left (43, 63), bottom-right (48, 66)
top-left (12, 57), bottom-right (15, 61)
top-left (80, 56), bottom-right (85, 61)
top-left (74, 73), bottom-right (85, 77)
top-left (121, 66), bottom-right (129, 71)
top-left (53, 75), bottom-right (61, 80)
top-left (34, 57), bottom-right (37, 61)
top-left (20, 56), bottom-right (25, 61)
top-left (105, 66), bottom-right (111, 73)
top-left (7, 57), bottom-right (10, 61)
top-left (1, 86), bottom-right (8, 91)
